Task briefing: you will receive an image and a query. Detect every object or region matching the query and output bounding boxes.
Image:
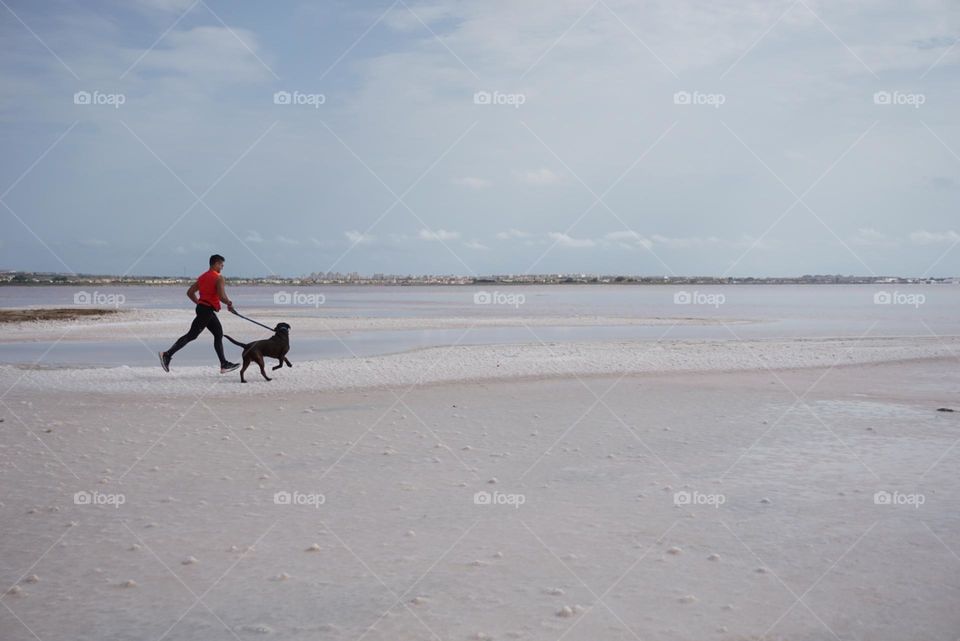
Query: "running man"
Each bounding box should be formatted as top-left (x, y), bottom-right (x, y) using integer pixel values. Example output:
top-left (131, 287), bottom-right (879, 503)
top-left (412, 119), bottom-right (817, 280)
top-left (159, 254), bottom-right (240, 373)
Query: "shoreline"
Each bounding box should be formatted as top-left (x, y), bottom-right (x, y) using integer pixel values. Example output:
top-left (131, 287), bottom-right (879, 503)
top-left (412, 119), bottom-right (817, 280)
top-left (3, 278), bottom-right (958, 286)
top-left (0, 308), bottom-right (758, 343)
top-left (4, 335), bottom-right (957, 397)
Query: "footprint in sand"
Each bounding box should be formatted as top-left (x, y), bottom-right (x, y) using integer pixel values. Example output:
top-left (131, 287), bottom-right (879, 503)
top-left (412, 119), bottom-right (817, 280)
top-left (556, 605), bottom-right (584, 617)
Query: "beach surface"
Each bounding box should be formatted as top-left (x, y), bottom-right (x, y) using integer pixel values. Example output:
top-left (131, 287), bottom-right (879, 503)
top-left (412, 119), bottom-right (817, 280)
top-left (1, 310), bottom-right (959, 641)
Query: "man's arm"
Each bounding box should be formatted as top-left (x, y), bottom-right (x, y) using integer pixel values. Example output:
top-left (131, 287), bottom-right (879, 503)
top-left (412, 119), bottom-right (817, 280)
top-left (186, 282), bottom-right (199, 304)
top-left (216, 275), bottom-right (235, 312)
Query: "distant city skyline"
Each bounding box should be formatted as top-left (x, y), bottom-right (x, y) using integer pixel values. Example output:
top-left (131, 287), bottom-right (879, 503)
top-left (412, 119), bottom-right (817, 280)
top-left (2, 1), bottom-right (959, 278)
top-left (4, 269), bottom-right (957, 285)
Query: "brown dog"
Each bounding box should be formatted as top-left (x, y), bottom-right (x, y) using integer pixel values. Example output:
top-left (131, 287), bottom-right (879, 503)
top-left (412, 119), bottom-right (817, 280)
top-left (224, 323), bottom-right (292, 383)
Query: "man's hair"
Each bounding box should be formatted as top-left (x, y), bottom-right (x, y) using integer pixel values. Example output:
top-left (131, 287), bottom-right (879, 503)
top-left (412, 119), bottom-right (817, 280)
top-left (209, 254), bottom-right (225, 266)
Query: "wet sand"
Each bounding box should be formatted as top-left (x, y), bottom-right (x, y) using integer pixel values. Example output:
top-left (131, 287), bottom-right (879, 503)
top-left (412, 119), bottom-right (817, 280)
top-left (0, 308), bottom-right (120, 324)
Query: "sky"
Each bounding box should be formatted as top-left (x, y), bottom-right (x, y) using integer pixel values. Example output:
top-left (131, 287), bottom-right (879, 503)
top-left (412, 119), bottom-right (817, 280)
top-left (1, 0), bottom-right (959, 278)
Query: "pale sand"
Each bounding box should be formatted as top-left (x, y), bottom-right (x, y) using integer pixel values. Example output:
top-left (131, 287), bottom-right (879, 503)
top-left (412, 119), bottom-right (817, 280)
top-left (1, 325), bottom-right (959, 640)
top-left (1, 334), bottom-right (958, 397)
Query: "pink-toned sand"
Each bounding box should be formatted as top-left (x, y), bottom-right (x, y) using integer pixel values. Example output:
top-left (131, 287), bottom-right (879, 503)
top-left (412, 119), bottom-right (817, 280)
top-left (1, 319), bottom-right (958, 640)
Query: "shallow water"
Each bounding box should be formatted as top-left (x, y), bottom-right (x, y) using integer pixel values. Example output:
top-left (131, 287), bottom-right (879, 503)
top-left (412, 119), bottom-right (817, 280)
top-left (2, 284), bottom-right (958, 366)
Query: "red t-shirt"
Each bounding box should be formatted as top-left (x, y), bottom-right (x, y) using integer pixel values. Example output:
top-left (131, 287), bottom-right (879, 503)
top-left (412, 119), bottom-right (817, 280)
top-left (196, 269), bottom-right (221, 311)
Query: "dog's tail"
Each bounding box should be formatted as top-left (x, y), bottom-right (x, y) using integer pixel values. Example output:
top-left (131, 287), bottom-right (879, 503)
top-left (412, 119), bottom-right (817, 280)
top-left (223, 334), bottom-right (249, 349)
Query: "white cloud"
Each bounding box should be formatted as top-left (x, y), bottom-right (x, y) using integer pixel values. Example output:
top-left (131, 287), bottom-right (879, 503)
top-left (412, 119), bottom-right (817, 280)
top-left (245, 231), bottom-right (264, 243)
top-left (133, 0), bottom-right (198, 12)
top-left (464, 239), bottom-right (489, 250)
top-left (516, 168), bottom-right (561, 185)
top-left (418, 228), bottom-right (461, 241)
top-left (172, 241), bottom-right (215, 255)
top-left (601, 232), bottom-right (734, 250)
top-left (138, 26), bottom-right (273, 84)
top-left (383, 4), bottom-right (455, 32)
top-left (731, 234), bottom-right (778, 252)
top-left (453, 176), bottom-right (492, 190)
top-left (851, 228), bottom-right (898, 247)
top-left (650, 234), bottom-right (722, 249)
top-left (276, 235), bottom-right (299, 245)
top-left (604, 231), bottom-right (652, 250)
top-left (548, 232), bottom-right (595, 248)
top-left (307, 237), bottom-right (339, 249)
top-left (909, 230), bottom-right (960, 245)
top-left (496, 228), bottom-right (532, 240)
top-left (345, 230), bottom-right (375, 245)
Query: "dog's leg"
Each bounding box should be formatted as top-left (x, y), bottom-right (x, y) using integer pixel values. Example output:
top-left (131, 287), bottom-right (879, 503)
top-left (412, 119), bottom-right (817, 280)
top-left (256, 354), bottom-right (271, 381)
top-left (272, 358), bottom-right (283, 371)
top-left (284, 357), bottom-right (292, 367)
top-left (240, 358), bottom-right (250, 383)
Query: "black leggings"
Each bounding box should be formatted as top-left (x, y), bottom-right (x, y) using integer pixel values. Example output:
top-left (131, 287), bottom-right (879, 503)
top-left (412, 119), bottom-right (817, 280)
top-left (167, 304), bottom-right (227, 366)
